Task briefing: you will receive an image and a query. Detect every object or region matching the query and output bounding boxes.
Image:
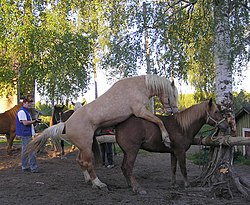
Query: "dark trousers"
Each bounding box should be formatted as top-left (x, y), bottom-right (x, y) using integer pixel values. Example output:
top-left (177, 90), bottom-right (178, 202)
top-left (100, 143), bottom-right (113, 165)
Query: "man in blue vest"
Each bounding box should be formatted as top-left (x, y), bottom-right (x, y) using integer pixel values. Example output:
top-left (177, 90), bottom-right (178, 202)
top-left (16, 95), bottom-right (40, 173)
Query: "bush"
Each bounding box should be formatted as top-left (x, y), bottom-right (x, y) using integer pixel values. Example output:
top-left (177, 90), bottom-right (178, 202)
top-left (233, 151), bottom-right (250, 165)
top-left (188, 149), bottom-right (209, 165)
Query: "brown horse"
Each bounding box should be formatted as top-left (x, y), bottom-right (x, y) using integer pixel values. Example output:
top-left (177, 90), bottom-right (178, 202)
top-left (26, 74), bottom-right (178, 189)
top-left (0, 103), bottom-right (40, 154)
top-left (115, 99), bottom-right (229, 194)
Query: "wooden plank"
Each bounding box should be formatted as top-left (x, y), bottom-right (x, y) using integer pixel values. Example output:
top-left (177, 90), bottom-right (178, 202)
top-left (192, 136), bottom-right (250, 146)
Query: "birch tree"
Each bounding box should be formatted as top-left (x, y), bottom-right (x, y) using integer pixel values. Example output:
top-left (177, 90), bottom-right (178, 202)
top-left (197, 0), bottom-right (250, 197)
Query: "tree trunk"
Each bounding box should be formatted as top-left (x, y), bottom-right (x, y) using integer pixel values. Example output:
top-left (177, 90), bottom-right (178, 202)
top-left (197, 0), bottom-right (250, 197)
top-left (143, 2), bottom-right (155, 113)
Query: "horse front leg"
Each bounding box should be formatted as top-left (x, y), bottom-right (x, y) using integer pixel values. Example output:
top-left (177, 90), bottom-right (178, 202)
top-left (132, 106), bottom-right (170, 148)
top-left (170, 153), bottom-right (177, 187)
top-left (76, 149), bottom-right (107, 190)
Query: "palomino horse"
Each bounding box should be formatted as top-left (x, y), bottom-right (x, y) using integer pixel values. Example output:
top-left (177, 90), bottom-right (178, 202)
top-left (0, 103), bottom-right (40, 154)
top-left (115, 99), bottom-right (229, 194)
top-left (26, 75), bottom-right (178, 189)
top-left (50, 102), bottom-right (84, 157)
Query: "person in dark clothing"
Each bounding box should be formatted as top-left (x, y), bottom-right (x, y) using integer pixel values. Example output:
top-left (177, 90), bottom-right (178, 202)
top-left (100, 142), bottom-right (114, 168)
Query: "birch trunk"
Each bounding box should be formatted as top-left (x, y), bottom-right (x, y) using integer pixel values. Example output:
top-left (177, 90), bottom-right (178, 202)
top-left (143, 2), bottom-right (154, 113)
top-left (197, 0), bottom-right (250, 197)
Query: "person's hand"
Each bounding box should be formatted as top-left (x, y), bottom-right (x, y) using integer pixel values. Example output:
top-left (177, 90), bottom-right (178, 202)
top-left (35, 119), bottom-right (41, 123)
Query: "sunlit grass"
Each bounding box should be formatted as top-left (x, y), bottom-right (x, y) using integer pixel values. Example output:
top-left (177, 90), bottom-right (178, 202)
top-left (0, 138), bottom-right (21, 145)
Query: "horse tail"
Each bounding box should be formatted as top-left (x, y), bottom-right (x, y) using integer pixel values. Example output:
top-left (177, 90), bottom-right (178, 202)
top-left (92, 136), bottom-right (102, 165)
top-left (25, 122), bottom-right (65, 156)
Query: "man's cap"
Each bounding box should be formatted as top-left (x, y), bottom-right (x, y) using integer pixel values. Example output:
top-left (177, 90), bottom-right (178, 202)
top-left (22, 96), bottom-right (34, 103)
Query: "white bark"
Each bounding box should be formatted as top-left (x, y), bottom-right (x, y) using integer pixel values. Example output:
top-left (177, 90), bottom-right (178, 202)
top-left (214, 1), bottom-right (232, 110)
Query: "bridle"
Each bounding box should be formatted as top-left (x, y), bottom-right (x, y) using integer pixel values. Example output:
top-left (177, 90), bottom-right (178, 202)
top-left (206, 111), bottom-right (226, 127)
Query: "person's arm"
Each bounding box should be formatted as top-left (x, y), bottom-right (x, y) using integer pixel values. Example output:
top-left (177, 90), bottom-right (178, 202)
top-left (18, 110), bottom-right (40, 126)
top-left (21, 119), bottom-right (36, 126)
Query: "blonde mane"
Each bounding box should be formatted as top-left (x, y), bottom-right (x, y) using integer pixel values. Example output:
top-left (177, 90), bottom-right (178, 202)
top-left (174, 101), bottom-right (214, 131)
top-left (145, 75), bottom-right (174, 96)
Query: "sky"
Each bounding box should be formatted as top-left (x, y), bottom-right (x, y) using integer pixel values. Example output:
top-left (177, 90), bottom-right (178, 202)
top-left (81, 65), bottom-right (250, 103)
top-left (35, 64), bottom-right (250, 104)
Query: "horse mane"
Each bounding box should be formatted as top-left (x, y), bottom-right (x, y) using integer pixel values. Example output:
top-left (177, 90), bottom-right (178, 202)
top-left (145, 75), bottom-right (173, 96)
top-left (174, 101), bottom-right (213, 131)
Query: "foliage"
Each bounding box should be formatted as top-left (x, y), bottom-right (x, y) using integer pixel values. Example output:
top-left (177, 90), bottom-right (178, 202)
top-left (35, 101), bottom-right (52, 116)
top-left (188, 149), bottom-right (209, 166)
top-left (0, 0), bottom-right (93, 102)
top-left (189, 149), bottom-right (250, 166)
top-left (233, 90), bottom-right (250, 113)
top-left (178, 93), bottom-right (197, 110)
top-left (233, 151), bottom-right (250, 165)
top-left (0, 1), bottom-right (249, 102)
top-left (100, 0), bottom-right (249, 98)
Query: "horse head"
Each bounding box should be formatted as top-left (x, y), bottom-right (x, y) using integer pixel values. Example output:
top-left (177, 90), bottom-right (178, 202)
top-left (54, 105), bottom-right (65, 123)
top-left (72, 101), bottom-right (85, 111)
top-left (28, 108), bottom-right (42, 120)
top-left (206, 98), bottom-right (229, 132)
top-left (159, 80), bottom-right (178, 114)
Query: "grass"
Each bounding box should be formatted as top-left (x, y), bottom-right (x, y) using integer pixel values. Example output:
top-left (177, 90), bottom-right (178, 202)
top-left (233, 151), bottom-right (250, 165)
top-left (188, 149), bottom-right (250, 166)
top-left (188, 150), bottom-right (209, 165)
top-left (0, 138), bottom-right (21, 145)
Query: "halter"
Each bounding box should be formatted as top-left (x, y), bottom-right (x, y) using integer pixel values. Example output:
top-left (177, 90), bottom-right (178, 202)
top-left (206, 111), bottom-right (225, 127)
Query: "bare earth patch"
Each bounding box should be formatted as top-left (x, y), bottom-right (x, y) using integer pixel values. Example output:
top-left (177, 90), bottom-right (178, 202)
top-left (0, 144), bottom-right (250, 205)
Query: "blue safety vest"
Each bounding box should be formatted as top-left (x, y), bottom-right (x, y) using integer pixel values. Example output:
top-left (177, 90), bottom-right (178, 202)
top-left (16, 106), bottom-right (32, 136)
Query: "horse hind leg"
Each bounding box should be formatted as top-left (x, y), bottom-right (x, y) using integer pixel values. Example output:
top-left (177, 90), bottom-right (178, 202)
top-left (6, 134), bottom-right (12, 155)
top-left (76, 152), bottom-right (91, 183)
top-left (170, 153), bottom-right (178, 187)
top-left (133, 106), bottom-right (171, 148)
top-left (121, 150), bottom-right (146, 195)
top-left (178, 151), bottom-right (190, 188)
top-left (76, 150), bottom-right (107, 190)
top-left (176, 151), bottom-right (190, 188)
top-left (7, 133), bottom-right (18, 155)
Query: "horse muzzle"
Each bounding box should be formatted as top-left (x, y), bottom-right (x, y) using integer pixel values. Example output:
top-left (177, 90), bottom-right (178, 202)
top-left (218, 121), bottom-right (230, 132)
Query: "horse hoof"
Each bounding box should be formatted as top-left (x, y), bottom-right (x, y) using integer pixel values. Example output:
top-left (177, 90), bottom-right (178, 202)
top-left (171, 183), bottom-right (179, 189)
top-left (163, 141), bottom-right (171, 148)
top-left (138, 189), bottom-right (147, 195)
top-left (185, 182), bottom-right (190, 188)
top-left (92, 183), bottom-right (108, 190)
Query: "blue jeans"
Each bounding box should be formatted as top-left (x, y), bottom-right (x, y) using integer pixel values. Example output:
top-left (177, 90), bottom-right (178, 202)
top-left (21, 136), bottom-right (38, 171)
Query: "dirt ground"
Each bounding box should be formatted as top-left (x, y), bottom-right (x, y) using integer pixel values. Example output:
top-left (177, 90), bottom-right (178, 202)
top-left (1, 143), bottom-right (250, 205)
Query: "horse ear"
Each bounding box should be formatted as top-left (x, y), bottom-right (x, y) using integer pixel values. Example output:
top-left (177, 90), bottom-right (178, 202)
top-left (208, 98), bottom-right (213, 107)
top-left (171, 80), bottom-right (175, 87)
top-left (71, 102), bottom-right (75, 106)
